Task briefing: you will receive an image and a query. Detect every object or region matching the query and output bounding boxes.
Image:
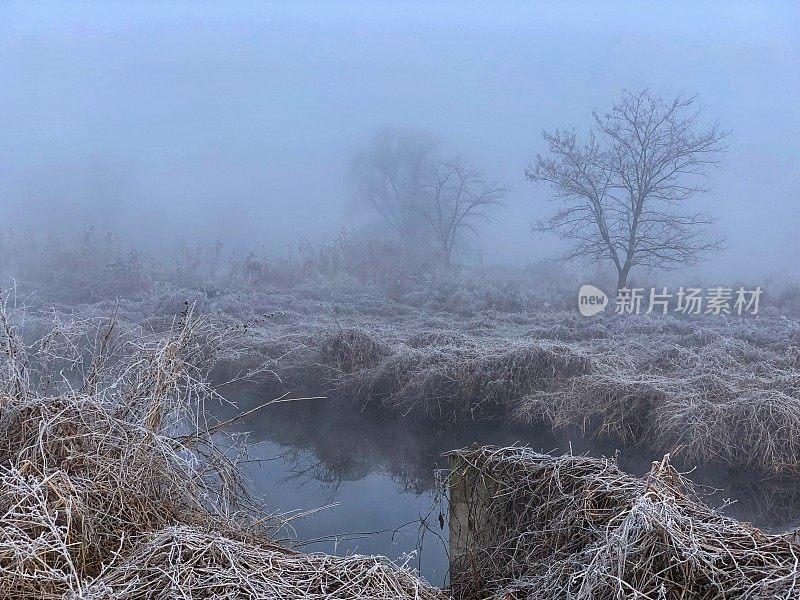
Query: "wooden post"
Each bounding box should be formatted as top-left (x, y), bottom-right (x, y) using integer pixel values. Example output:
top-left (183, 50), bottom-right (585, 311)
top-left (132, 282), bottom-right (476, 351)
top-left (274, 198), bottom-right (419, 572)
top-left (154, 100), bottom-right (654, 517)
top-left (448, 452), bottom-right (496, 581)
top-left (448, 453), bottom-right (470, 563)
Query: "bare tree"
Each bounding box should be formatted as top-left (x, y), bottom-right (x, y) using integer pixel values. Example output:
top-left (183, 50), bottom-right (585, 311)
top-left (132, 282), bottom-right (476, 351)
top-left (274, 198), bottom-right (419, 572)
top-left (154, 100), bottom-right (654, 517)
top-left (421, 157), bottom-right (507, 267)
top-left (526, 90), bottom-right (727, 289)
top-left (349, 129), bottom-right (436, 249)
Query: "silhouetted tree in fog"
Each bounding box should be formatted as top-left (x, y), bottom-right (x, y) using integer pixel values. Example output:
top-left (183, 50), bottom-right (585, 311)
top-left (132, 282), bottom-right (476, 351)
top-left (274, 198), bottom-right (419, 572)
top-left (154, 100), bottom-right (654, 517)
top-left (526, 90), bottom-right (727, 289)
top-left (349, 129), bottom-right (436, 251)
top-left (421, 157), bottom-right (507, 268)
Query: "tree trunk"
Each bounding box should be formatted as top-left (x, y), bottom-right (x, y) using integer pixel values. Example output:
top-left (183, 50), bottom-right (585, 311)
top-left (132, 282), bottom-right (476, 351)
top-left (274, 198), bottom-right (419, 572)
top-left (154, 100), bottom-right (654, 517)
top-left (440, 242), bottom-right (451, 269)
top-left (617, 267), bottom-right (630, 290)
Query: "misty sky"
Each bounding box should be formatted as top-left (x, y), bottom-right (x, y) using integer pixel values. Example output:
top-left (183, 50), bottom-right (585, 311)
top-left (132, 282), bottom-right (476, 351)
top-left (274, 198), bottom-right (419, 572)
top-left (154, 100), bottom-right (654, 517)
top-left (1, 1), bottom-right (798, 281)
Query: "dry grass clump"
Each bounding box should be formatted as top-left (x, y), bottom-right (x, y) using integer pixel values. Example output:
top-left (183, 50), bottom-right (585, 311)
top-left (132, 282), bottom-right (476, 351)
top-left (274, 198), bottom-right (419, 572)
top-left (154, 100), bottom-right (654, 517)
top-left (514, 316), bottom-right (800, 475)
top-left (330, 340), bottom-right (592, 422)
top-left (316, 327), bottom-right (391, 374)
top-left (0, 395), bottom-right (229, 591)
top-left (80, 525), bottom-right (440, 600)
top-left (406, 330), bottom-right (477, 349)
top-left (290, 309), bottom-right (800, 477)
top-left (0, 297), bottom-right (445, 600)
top-left (653, 386), bottom-right (800, 473)
top-left (447, 446), bottom-right (800, 600)
top-left (0, 301), bottom-right (257, 599)
top-left (519, 375), bottom-right (665, 442)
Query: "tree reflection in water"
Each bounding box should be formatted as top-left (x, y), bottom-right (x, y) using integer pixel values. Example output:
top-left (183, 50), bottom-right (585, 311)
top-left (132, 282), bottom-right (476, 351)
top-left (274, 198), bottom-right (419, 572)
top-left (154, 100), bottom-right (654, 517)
top-left (216, 386), bottom-right (800, 585)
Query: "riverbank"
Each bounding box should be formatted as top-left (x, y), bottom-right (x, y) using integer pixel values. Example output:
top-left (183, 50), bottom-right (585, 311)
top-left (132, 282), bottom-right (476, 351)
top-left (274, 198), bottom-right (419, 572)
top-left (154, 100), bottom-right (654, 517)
top-left (3, 290), bottom-right (800, 598)
top-left (447, 446), bottom-right (800, 599)
top-left (207, 283), bottom-right (800, 477)
top-left (0, 305), bottom-right (444, 599)
top-left (13, 276), bottom-right (800, 477)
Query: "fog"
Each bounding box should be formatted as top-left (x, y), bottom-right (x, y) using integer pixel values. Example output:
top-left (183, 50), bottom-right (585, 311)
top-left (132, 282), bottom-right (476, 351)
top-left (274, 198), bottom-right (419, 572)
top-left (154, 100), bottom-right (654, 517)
top-left (1, 1), bottom-right (798, 280)
top-left (2, 5), bottom-right (800, 596)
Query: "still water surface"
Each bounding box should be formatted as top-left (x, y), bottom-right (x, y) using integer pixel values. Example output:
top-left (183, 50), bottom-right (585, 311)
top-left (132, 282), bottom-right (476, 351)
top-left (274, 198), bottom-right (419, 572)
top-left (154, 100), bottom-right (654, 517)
top-left (222, 388), bottom-right (800, 586)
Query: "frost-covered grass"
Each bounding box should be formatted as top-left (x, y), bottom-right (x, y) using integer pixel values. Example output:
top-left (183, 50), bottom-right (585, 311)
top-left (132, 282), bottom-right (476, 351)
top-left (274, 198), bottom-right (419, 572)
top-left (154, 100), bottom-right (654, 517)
top-left (3, 230), bottom-right (799, 476)
top-left (13, 275), bottom-right (800, 476)
top-left (62, 272), bottom-right (793, 477)
top-left (178, 282), bottom-right (800, 476)
top-left (446, 446), bottom-right (800, 600)
top-left (0, 299), bottom-right (444, 600)
top-left (2, 231), bottom-right (800, 599)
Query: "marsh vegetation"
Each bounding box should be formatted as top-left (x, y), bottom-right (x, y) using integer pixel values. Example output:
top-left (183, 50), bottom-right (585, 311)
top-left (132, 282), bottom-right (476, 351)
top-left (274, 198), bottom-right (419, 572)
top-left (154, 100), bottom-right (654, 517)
top-left (2, 4), bottom-right (798, 597)
top-left (0, 229), bottom-right (798, 597)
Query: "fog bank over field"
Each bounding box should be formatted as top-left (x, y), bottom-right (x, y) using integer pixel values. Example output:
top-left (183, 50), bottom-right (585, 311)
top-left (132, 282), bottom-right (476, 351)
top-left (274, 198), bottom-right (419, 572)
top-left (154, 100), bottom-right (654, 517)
top-left (1, 5), bottom-right (800, 597)
top-left (1, 1), bottom-right (798, 282)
